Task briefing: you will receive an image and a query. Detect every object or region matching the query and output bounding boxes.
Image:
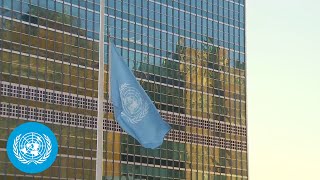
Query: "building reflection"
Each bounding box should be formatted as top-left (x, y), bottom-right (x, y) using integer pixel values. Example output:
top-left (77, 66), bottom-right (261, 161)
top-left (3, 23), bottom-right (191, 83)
top-left (0, 0), bottom-right (247, 179)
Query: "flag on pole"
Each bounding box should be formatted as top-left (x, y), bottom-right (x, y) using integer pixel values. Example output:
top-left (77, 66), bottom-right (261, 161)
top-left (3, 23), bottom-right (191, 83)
top-left (110, 43), bottom-right (171, 149)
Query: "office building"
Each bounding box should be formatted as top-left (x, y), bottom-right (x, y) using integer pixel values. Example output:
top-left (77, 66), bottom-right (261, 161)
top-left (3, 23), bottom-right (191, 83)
top-left (0, 0), bottom-right (247, 179)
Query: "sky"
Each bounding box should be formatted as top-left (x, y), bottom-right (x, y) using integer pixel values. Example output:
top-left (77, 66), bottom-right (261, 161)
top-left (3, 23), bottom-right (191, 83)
top-left (247, 0), bottom-right (320, 179)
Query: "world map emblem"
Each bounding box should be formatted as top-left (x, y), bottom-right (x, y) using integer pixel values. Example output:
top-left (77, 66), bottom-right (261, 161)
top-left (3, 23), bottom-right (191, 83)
top-left (6, 122), bottom-right (58, 174)
top-left (119, 83), bottom-right (149, 124)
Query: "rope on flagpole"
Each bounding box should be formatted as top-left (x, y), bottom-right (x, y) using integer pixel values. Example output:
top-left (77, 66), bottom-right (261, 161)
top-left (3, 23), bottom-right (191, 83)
top-left (96, 0), bottom-right (105, 179)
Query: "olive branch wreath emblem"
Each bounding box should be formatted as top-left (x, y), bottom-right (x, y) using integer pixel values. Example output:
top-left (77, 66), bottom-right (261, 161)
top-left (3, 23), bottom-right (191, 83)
top-left (13, 134), bottom-right (52, 165)
top-left (120, 83), bottom-right (149, 124)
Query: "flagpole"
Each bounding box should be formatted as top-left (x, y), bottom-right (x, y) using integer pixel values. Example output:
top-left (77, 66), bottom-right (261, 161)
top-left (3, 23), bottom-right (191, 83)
top-left (108, 35), bottom-right (111, 100)
top-left (96, 0), bottom-right (105, 179)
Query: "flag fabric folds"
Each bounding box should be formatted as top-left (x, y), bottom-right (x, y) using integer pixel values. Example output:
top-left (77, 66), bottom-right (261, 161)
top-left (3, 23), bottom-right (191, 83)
top-left (110, 43), bottom-right (171, 149)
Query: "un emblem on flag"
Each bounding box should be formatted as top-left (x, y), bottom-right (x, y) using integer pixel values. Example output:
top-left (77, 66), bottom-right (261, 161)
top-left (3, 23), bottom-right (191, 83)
top-left (120, 83), bottom-right (149, 124)
top-left (6, 122), bottom-right (58, 174)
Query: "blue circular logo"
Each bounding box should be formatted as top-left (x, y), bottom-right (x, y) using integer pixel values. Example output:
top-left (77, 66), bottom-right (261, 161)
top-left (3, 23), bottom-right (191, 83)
top-left (6, 122), bottom-right (58, 174)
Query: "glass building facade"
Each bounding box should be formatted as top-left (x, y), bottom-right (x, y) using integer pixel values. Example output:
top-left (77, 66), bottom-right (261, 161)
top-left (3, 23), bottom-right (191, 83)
top-left (0, 0), bottom-right (247, 179)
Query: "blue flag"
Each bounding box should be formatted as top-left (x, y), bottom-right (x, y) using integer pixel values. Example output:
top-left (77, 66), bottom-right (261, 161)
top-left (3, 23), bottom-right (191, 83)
top-left (110, 43), bottom-right (171, 149)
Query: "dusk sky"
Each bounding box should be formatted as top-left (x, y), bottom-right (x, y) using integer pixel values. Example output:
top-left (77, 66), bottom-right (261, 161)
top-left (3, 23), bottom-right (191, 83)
top-left (247, 0), bottom-right (320, 179)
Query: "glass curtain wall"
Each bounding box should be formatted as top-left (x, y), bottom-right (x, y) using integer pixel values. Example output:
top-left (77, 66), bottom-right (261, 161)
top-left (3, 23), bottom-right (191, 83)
top-left (0, 0), bottom-right (247, 179)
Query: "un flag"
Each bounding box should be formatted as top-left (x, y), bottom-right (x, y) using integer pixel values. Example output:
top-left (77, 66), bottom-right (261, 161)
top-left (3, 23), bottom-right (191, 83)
top-left (110, 43), bottom-right (171, 149)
